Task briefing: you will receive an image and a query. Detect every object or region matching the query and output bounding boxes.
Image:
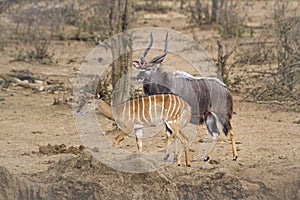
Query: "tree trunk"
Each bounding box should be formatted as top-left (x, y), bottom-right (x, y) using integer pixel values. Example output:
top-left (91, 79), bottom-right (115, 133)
top-left (109, 0), bottom-right (133, 100)
top-left (211, 0), bottom-right (218, 23)
top-left (195, 0), bottom-right (202, 25)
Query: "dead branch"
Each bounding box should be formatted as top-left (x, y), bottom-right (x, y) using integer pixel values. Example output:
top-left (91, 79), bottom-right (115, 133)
top-left (256, 100), bottom-right (284, 105)
top-left (245, 70), bottom-right (276, 75)
top-left (237, 41), bottom-right (276, 46)
top-left (0, 74), bottom-right (65, 92)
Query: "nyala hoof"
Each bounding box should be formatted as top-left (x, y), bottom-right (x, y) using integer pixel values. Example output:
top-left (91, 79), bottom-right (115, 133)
top-left (204, 156), bottom-right (210, 162)
top-left (233, 156), bottom-right (238, 161)
top-left (173, 155), bottom-right (178, 163)
top-left (163, 154), bottom-right (170, 162)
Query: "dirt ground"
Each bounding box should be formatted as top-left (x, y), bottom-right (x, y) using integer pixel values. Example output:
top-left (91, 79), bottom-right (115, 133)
top-left (0, 1), bottom-right (300, 199)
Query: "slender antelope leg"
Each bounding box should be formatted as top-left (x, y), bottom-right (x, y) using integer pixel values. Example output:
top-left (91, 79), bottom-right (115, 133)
top-left (107, 130), bottom-right (128, 160)
top-left (163, 131), bottom-right (171, 161)
top-left (175, 134), bottom-right (184, 166)
top-left (164, 122), bottom-right (180, 162)
top-left (135, 129), bottom-right (143, 153)
top-left (166, 123), bottom-right (182, 165)
top-left (230, 128), bottom-right (238, 160)
top-left (179, 130), bottom-right (191, 167)
top-left (185, 146), bottom-right (191, 167)
top-left (173, 133), bottom-right (178, 163)
top-left (135, 137), bottom-right (142, 152)
top-left (203, 136), bottom-right (218, 161)
top-left (174, 128), bottom-right (191, 167)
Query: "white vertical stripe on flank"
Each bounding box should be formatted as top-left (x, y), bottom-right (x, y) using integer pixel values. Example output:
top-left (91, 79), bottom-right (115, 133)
top-left (148, 96), bottom-right (153, 122)
top-left (174, 96), bottom-right (181, 118)
top-left (166, 94), bottom-right (172, 119)
top-left (137, 98), bottom-right (141, 124)
top-left (123, 100), bottom-right (127, 120)
top-left (160, 94), bottom-right (164, 120)
top-left (170, 94), bottom-right (177, 118)
top-left (154, 95), bottom-right (157, 120)
top-left (128, 99), bottom-right (131, 120)
top-left (132, 99), bottom-right (135, 122)
top-left (142, 97), bottom-right (149, 123)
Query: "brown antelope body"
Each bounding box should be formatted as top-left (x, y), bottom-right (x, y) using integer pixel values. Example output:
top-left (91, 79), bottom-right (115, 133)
top-left (79, 93), bottom-right (192, 166)
top-left (111, 93), bottom-right (191, 166)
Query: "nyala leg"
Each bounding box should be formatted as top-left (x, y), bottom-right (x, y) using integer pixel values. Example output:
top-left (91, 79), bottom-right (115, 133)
top-left (107, 131), bottom-right (127, 160)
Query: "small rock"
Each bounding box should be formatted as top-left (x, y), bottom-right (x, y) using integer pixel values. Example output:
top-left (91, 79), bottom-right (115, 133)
top-left (209, 159), bottom-right (220, 164)
top-left (198, 138), bottom-right (204, 143)
top-left (45, 160), bottom-right (55, 164)
top-left (278, 155), bottom-right (287, 159)
top-left (92, 147), bottom-right (99, 152)
top-left (38, 86), bottom-right (45, 91)
top-left (293, 120), bottom-right (300, 124)
top-left (7, 141), bottom-right (11, 144)
top-left (211, 172), bottom-right (225, 180)
top-left (32, 131), bottom-right (42, 134)
top-left (189, 148), bottom-right (195, 153)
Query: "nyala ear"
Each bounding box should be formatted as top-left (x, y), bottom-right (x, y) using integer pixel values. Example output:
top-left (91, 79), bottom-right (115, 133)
top-left (132, 60), bottom-right (141, 69)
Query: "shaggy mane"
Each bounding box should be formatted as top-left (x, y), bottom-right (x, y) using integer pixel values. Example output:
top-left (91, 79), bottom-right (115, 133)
top-left (173, 71), bottom-right (227, 87)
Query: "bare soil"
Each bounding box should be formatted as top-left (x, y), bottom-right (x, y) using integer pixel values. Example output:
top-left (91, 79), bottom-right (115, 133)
top-left (0, 1), bottom-right (300, 199)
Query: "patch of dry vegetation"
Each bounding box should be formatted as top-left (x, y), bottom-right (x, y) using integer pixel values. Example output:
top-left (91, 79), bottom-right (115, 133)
top-left (0, 0), bottom-right (298, 108)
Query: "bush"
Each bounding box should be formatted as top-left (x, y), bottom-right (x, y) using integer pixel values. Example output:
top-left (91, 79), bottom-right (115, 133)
top-left (189, 0), bottom-right (246, 38)
top-left (235, 1), bottom-right (300, 110)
